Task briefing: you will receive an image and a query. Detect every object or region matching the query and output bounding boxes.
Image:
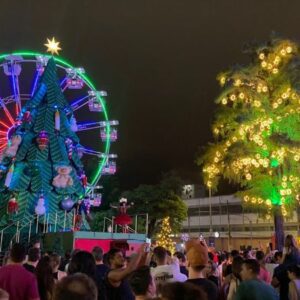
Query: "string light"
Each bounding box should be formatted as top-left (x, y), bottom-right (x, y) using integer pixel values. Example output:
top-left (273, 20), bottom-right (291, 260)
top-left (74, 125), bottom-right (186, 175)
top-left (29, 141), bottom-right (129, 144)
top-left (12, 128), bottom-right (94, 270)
top-left (202, 38), bottom-right (300, 216)
top-left (156, 217), bottom-right (175, 254)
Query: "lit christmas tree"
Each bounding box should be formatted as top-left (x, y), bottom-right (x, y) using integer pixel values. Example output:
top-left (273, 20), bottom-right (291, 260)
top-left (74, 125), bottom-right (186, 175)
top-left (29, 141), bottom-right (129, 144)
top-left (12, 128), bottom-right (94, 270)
top-left (156, 217), bottom-right (175, 254)
top-left (198, 38), bottom-right (300, 250)
top-left (0, 57), bottom-right (86, 228)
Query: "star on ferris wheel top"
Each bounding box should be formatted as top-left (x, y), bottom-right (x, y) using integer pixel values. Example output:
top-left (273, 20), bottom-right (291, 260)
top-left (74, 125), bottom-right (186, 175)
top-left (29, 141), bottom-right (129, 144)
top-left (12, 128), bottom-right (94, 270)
top-left (44, 37), bottom-right (62, 55)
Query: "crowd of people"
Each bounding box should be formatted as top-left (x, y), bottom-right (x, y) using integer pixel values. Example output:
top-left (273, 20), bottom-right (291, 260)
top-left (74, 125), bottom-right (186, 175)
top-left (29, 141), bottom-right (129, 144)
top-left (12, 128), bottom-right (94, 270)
top-left (0, 234), bottom-right (299, 300)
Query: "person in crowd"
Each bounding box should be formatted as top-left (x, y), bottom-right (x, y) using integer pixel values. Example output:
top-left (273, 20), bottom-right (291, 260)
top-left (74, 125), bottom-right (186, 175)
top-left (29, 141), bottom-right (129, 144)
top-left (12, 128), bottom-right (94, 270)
top-left (274, 251), bottom-right (283, 264)
top-left (235, 259), bottom-right (279, 300)
top-left (105, 244), bottom-right (148, 300)
top-left (256, 250), bottom-right (271, 283)
top-left (36, 256), bottom-right (55, 300)
top-left (287, 264), bottom-right (300, 300)
top-left (128, 266), bottom-right (156, 299)
top-left (160, 282), bottom-right (207, 300)
top-left (68, 251), bottom-right (98, 282)
top-left (53, 273), bottom-right (98, 300)
top-left (205, 260), bottom-right (219, 287)
top-left (68, 250), bottom-right (107, 299)
top-left (242, 250), bottom-right (252, 260)
top-left (223, 249), bottom-right (240, 278)
top-left (58, 250), bottom-right (71, 272)
top-left (226, 256), bottom-right (244, 300)
top-left (50, 253), bottom-right (67, 281)
top-left (64, 248), bottom-right (81, 272)
top-left (151, 246), bottom-right (187, 292)
top-left (32, 240), bottom-right (41, 250)
top-left (0, 289), bottom-right (9, 300)
top-left (217, 252), bottom-right (228, 284)
top-left (174, 252), bottom-right (188, 277)
top-left (272, 249), bottom-right (292, 300)
top-left (0, 243), bottom-right (40, 300)
top-left (282, 235), bottom-right (300, 265)
top-left (185, 239), bottom-right (218, 300)
top-left (92, 246), bottom-right (110, 281)
top-left (24, 247), bottom-right (40, 273)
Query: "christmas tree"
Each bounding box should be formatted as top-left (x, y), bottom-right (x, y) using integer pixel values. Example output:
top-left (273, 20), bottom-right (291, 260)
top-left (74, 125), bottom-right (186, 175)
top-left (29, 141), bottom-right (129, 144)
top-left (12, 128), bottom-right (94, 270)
top-left (156, 217), bottom-right (175, 254)
top-left (198, 38), bottom-right (300, 250)
top-left (0, 57), bottom-right (86, 228)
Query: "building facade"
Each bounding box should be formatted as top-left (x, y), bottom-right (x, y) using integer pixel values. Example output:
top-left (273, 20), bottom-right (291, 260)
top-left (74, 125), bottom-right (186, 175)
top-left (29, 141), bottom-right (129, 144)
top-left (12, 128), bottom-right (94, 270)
top-left (181, 186), bottom-right (299, 250)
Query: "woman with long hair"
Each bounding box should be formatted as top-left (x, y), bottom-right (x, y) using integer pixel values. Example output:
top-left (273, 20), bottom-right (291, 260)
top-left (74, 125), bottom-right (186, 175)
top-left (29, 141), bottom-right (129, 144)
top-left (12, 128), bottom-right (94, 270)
top-left (68, 251), bottom-right (105, 300)
top-left (36, 256), bottom-right (55, 300)
top-left (226, 256), bottom-right (244, 300)
top-left (283, 234), bottom-right (300, 265)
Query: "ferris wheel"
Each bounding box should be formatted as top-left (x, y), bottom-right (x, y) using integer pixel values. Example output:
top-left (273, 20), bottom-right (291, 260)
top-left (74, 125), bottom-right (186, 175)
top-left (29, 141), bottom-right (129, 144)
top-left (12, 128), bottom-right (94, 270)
top-left (0, 51), bottom-right (118, 197)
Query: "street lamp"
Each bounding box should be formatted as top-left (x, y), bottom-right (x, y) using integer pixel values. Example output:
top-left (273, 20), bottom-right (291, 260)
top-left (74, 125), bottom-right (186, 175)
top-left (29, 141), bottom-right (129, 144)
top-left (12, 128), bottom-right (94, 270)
top-left (214, 231), bottom-right (220, 238)
top-left (243, 215), bottom-right (253, 246)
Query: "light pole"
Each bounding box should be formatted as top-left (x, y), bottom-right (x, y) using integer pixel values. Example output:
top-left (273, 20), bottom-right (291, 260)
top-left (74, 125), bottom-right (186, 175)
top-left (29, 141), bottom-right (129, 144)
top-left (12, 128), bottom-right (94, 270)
top-left (209, 188), bottom-right (212, 234)
top-left (243, 215), bottom-right (253, 246)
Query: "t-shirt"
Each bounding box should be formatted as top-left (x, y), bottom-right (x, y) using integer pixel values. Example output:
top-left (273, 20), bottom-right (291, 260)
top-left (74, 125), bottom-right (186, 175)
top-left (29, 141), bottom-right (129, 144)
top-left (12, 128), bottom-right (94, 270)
top-left (273, 264), bottom-right (289, 300)
top-left (151, 264), bottom-right (187, 286)
top-left (96, 264), bottom-right (110, 281)
top-left (259, 266), bottom-right (271, 283)
top-left (0, 264), bottom-right (39, 300)
top-left (23, 263), bottom-right (36, 274)
top-left (235, 279), bottom-right (279, 300)
top-left (187, 278), bottom-right (219, 300)
top-left (103, 275), bottom-right (134, 300)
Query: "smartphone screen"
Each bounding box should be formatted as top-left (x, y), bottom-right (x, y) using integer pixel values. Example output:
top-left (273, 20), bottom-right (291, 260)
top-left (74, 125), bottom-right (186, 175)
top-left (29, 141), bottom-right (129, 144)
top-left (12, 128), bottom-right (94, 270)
top-left (145, 238), bottom-right (151, 252)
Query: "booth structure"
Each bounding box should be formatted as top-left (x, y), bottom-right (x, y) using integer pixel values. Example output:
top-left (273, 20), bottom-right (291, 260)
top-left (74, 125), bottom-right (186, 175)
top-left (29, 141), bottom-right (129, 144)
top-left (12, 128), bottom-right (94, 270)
top-left (43, 231), bottom-right (147, 255)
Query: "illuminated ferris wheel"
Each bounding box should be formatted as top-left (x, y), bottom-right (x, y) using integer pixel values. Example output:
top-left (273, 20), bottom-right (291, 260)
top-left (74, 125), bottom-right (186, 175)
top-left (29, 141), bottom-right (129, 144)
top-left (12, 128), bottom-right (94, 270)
top-left (0, 50), bottom-right (118, 195)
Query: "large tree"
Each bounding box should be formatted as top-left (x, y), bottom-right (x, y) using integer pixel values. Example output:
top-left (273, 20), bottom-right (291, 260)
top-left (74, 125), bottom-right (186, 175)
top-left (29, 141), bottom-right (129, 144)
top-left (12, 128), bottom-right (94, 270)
top-left (198, 38), bottom-right (300, 250)
top-left (123, 172), bottom-right (187, 237)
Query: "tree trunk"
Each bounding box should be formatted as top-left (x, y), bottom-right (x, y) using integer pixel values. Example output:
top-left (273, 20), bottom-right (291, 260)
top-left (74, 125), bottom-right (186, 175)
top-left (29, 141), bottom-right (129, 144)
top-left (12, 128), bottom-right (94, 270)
top-left (274, 207), bottom-right (285, 251)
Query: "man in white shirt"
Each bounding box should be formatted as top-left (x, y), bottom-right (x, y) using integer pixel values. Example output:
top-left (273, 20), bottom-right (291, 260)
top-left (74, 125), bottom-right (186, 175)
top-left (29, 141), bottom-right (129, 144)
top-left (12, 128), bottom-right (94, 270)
top-left (151, 246), bottom-right (187, 293)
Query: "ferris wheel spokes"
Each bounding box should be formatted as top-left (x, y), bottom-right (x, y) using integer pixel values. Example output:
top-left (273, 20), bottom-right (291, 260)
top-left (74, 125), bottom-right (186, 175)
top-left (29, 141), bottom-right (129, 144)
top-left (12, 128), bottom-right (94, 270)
top-left (3, 56), bottom-right (23, 114)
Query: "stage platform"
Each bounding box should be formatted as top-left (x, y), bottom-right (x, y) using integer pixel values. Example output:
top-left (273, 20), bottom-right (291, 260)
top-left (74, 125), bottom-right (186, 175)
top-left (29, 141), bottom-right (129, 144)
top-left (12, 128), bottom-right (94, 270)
top-left (43, 231), bottom-right (147, 255)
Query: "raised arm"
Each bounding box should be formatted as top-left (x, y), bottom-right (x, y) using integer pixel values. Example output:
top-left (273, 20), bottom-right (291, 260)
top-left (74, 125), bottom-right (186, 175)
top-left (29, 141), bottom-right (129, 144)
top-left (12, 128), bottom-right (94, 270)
top-left (108, 243), bottom-right (147, 286)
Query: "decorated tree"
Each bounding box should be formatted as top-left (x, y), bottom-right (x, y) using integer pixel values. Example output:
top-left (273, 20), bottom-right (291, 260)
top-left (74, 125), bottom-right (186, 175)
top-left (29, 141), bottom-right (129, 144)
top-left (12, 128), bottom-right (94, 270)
top-left (156, 217), bottom-right (175, 254)
top-left (0, 58), bottom-right (87, 228)
top-left (198, 38), bottom-right (300, 250)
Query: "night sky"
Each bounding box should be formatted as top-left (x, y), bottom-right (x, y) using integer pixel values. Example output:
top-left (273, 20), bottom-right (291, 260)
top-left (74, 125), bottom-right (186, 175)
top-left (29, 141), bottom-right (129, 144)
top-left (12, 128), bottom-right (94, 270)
top-left (1, 0), bottom-right (300, 189)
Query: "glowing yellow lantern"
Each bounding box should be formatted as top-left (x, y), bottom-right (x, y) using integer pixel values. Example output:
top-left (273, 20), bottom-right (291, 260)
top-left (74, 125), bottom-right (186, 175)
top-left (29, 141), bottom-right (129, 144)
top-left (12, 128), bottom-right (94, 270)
top-left (221, 98), bottom-right (227, 105)
top-left (261, 61), bottom-right (267, 68)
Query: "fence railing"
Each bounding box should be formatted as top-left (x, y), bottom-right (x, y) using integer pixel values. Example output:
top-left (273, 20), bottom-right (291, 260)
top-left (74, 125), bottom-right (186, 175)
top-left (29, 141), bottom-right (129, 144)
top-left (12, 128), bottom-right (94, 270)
top-left (103, 213), bottom-right (149, 234)
top-left (0, 212), bottom-right (149, 252)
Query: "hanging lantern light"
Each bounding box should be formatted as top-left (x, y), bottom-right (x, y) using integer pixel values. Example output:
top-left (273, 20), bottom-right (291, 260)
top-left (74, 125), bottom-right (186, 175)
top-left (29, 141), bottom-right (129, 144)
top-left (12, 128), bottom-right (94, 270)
top-left (36, 131), bottom-right (49, 151)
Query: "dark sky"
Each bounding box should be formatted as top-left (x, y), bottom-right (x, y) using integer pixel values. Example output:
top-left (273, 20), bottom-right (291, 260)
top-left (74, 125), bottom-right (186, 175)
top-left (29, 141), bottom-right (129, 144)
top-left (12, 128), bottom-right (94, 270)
top-left (1, 0), bottom-right (300, 189)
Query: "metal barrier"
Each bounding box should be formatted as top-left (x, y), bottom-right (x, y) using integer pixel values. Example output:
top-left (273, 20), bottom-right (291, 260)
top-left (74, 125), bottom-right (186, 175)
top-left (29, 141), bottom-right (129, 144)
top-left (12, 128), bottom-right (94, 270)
top-left (0, 212), bottom-right (149, 251)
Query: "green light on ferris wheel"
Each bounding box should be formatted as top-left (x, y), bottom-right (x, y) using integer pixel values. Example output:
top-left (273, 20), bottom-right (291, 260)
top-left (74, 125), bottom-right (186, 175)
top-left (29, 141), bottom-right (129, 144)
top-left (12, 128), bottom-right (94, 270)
top-left (0, 51), bottom-right (111, 187)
